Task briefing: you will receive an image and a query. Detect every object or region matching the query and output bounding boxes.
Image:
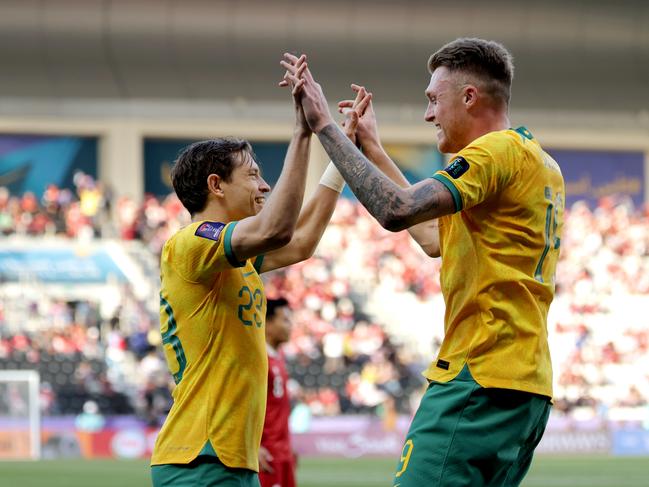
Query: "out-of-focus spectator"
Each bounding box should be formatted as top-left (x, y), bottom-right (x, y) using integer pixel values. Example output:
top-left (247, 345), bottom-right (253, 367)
top-left (74, 400), bottom-right (105, 432)
top-left (0, 183), bottom-right (647, 422)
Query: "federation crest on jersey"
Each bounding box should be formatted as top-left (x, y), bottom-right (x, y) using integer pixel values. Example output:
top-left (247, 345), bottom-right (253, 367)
top-left (195, 221), bottom-right (225, 241)
top-left (444, 156), bottom-right (470, 179)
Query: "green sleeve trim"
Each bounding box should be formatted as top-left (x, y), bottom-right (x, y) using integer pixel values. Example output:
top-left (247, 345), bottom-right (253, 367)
top-left (432, 173), bottom-right (463, 212)
top-left (223, 221), bottom-right (246, 268)
top-left (253, 254), bottom-right (265, 273)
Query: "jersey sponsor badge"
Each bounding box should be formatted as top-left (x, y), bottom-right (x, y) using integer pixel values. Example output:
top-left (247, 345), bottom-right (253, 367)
top-left (195, 221), bottom-right (225, 242)
top-left (436, 359), bottom-right (450, 370)
top-left (443, 156), bottom-right (470, 179)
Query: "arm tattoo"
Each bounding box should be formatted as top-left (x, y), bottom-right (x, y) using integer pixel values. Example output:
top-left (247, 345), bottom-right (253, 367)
top-left (318, 123), bottom-right (443, 231)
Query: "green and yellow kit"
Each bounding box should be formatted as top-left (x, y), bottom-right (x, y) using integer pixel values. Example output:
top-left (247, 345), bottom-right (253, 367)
top-left (429, 126), bottom-right (564, 398)
top-left (151, 220), bottom-right (267, 472)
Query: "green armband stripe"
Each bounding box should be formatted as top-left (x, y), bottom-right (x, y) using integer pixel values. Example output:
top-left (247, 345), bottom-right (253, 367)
top-left (253, 254), bottom-right (265, 273)
top-left (432, 174), bottom-right (463, 212)
top-left (224, 222), bottom-right (246, 268)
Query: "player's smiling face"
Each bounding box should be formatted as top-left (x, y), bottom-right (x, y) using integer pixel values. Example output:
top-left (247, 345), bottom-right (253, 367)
top-left (424, 67), bottom-right (468, 154)
top-left (223, 151), bottom-right (270, 219)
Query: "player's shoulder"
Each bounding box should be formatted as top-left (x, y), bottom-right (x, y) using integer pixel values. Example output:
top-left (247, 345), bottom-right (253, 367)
top-left (470, 127), bottom-right (529, 150)
top-left (464, 127), bottom-right (540, 171)
top-left (170, 221), bottom-right (228, 247)
top-left (162, 222), bottom-right (227, 266)
top-left (192, 221), bottom-right (228, 243)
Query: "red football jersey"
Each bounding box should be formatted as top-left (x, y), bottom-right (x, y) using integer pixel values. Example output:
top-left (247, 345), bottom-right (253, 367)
top-left (261, 346), bottom-right (292, 461)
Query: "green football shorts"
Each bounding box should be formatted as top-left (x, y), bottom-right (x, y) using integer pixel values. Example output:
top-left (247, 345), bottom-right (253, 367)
top-left (392, 364), bottom-right (551, 487)
top-left (151, 455), bottom-right (261, 487)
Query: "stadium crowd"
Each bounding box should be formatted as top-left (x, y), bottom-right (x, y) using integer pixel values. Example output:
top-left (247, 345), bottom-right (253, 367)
top-left (0, 175), bottom-right (648, 424)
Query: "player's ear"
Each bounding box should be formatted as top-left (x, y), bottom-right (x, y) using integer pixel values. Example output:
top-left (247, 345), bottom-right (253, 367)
top-left (463, 85), bottom-right (478, 108)
top-left (206, 174), bottom-right (225, 198)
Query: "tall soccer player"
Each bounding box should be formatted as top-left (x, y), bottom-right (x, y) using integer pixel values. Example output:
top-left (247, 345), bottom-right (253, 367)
top-left (258, 298), bottom-right (296, 487)
top-left (282, 38), bottom-right (564, 486)
top-left (151, 57), bottom-right (370, 486)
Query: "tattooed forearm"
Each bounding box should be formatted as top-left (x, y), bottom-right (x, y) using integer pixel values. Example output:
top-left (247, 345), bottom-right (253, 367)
top-left (318, 123), bottom-right (445, 231)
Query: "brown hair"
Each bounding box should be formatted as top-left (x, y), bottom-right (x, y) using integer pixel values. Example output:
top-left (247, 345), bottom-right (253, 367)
top-left (428, 38), bottom-right (514, 106)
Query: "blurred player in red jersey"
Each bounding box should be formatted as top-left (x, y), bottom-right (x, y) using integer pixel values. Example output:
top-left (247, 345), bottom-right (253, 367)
top-left (259, 297), bottom-right (296, 487)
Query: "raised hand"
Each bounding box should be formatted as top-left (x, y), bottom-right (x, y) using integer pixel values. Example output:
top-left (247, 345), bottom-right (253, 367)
top-left (278, 53), bottom-right (307, 95)
top-left (280, 53), bottom-right (335, 133)
top-left (341, 87), bottom-right (372, 144)
top-left (278, 54), bottom-right (310, 134)
top-left (338, 84), bottom-right (381, 153)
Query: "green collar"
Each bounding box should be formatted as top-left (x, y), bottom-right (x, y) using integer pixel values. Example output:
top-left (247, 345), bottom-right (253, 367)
top-left (513, 126), bottom-right (534, 140)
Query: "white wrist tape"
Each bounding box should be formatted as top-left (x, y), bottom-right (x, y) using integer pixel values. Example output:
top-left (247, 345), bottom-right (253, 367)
top-left (319, 162), bottom-right (345, 193)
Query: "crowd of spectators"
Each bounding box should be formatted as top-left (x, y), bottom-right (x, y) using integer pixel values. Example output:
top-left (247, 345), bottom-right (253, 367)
top-left (1, 177), bottom-right (648, 425)
top-left (550, 198), bottom-right (649, 420)
top-left (0, 173), bottom-right (187, 254)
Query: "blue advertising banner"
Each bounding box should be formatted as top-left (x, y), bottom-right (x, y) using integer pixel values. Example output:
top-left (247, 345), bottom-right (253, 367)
top-left (144, 140), bottom-right (645, 207)
top-left (612, 429), bottom-right (649, 456)
top-left (547, 149), bottom-right (645, 208)
top-left (0, 135), bottom-right (98, 196)
top-left (144, 139), bottom-right (290, 196)
top-left (0, 249), bottom-right (125, 283)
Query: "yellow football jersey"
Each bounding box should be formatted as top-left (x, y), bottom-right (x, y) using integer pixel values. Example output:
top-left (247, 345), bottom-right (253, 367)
top-left (151, 220), bottom-right (267, 471)
top-left (426, 127), bottom-right (564, 398)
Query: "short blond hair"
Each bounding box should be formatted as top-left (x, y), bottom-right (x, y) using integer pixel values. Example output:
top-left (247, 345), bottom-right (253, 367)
top-left (428, 38), bottom-right (514, 106)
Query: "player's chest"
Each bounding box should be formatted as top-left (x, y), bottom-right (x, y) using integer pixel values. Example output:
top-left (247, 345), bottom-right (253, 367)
top-left (219, 264), bottom-right (267, 330)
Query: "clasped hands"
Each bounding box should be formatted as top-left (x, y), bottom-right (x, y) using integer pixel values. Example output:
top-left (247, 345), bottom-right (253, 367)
top-left (279, 53), bottom-right (376, 145)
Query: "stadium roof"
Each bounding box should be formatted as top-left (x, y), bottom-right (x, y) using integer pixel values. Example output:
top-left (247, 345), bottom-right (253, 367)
top-left (0, 0), bottom-right (647, 129)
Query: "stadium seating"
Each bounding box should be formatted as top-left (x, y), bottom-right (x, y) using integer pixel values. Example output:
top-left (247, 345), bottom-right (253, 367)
top-left (0, 180), bottom-right (647, 424)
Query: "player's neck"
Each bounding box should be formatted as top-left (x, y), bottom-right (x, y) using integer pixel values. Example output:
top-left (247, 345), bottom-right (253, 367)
top-left (464, 111), bottom-right (510, 146)
top-left (192, 200), bottom-right (232, 224)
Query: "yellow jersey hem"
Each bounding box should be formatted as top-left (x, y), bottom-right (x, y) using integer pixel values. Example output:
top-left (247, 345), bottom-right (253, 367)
top-left (423, 363), bottom-right (552, 399)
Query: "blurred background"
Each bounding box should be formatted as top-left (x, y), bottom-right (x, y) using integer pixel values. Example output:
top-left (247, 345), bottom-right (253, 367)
top-left (0, 0), bottom-right (648, 485)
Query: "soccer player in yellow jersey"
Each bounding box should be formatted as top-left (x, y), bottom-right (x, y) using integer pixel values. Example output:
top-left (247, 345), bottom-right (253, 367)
top-left (151, 57), bottom-right (370, 486)
top-left (282, 38), bottom-right (564, 486)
